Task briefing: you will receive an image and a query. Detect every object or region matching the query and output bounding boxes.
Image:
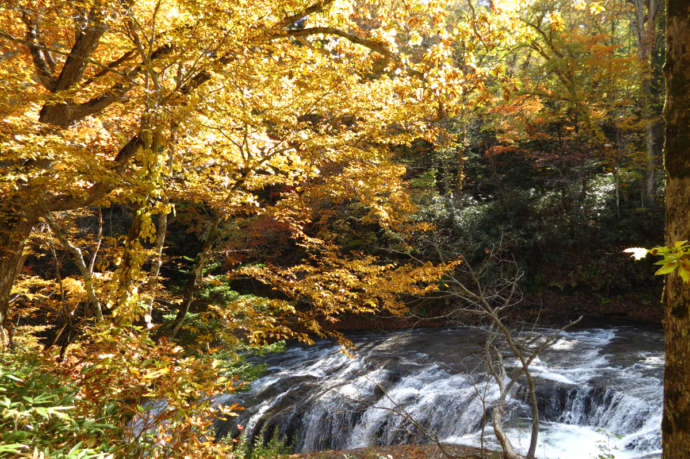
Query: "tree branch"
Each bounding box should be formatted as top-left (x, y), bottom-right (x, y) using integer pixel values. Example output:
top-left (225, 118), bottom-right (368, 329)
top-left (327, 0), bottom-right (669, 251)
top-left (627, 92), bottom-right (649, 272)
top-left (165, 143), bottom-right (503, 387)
top-left (81, 49), bottom-right (137, 86)
top-left (39, 44), bottom-right (173, 126)
top-left (0, 30), bottom-right (131, 81)
top-left (53, 4), bottom-right (108, 91)
top-left (46, 134), bottom-right (142, 213)
top-left (44, 213), bottom-right (103, 321)
top-left (272, 0), bottom-right (336, 30)
top-left (283, 27), bottom-right (423, 78)
top-left (20, 14), bottom-right (57, 91)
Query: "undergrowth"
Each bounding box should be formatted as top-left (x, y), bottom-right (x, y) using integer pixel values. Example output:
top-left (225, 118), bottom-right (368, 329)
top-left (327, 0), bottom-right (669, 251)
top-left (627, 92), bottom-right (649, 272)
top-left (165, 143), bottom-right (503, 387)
top-left (0, 342), bottom-right (119, 458)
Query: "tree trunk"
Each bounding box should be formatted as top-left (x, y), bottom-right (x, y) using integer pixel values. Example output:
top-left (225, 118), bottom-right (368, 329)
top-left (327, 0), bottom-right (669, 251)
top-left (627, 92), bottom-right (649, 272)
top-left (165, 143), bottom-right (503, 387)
top-left (114, 209), bottom-right (144, 311)
top-left (171, 219), bottom-right (221, 337)
top-left (662, 0), bottom-right (690, 456)
top-left (492, 402), bottom-right (523, 459)
top-left (646, 120), bottom-right (657, 205)
top-left (44, 213), bottom-right (103, 321)
top-left (0, 214), bottom-right (36, 347)
top-left (146, 210), bottom-right (168, 312)
top-left (632, 0), bottom-right (660, 207)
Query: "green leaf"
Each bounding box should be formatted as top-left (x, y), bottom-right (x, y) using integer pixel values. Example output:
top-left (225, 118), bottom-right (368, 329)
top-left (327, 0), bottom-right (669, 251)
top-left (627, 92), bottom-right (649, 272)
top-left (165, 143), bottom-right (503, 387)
top-left (0, 443), bottom-right (27, 454)
top-left (679, 267), bottom-right (690, 283)
top-left (65, 441), bottom-right (84, 457)
top-left (4, 374), bottom-right (24, 383)
top-left (655, 263), bottom-right (678, 275)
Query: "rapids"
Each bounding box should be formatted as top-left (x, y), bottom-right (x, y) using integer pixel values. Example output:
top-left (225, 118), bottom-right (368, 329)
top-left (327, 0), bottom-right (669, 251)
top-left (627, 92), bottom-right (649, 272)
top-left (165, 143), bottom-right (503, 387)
top-left (214, 326), bottom-right (663, 458)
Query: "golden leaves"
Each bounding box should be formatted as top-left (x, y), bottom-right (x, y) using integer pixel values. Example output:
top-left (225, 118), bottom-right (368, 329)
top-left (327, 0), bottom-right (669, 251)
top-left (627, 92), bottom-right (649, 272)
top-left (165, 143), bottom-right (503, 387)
top-left (0, 1), bottom-right (474, 455)
top-left (231, 245), bottom-right (459, 342)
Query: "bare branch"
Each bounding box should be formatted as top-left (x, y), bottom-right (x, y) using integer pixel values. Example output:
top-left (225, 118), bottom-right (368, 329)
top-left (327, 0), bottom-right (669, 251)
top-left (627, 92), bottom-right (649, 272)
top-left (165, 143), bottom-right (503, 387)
top-left (88, 207), bottom-right (103, 275)
top-left (360, 374), bottom-right (462, 459)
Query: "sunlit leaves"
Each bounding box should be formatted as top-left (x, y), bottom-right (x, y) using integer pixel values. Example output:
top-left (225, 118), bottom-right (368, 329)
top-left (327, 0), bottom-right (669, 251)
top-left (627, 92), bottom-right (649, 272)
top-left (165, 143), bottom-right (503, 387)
top-left (1, 0), bottom-right (471, 454)
top-left (626, 242), bottom-right (690, 283)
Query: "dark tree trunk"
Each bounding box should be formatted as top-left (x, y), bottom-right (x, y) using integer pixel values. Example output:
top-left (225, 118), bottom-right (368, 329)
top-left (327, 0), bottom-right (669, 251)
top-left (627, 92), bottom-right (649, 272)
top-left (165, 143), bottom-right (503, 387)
top-left (0, 213), bottom-right (36, 347)
top-left (662, 0), bottom-right (690, 456)
top-left (171, 219), bottom-right (221, 337)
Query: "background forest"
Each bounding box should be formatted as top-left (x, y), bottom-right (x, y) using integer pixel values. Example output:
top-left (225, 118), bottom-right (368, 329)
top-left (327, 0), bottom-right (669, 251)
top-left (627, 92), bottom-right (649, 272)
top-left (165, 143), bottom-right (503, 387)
top-left (0, 0), bottom-right (672, 457)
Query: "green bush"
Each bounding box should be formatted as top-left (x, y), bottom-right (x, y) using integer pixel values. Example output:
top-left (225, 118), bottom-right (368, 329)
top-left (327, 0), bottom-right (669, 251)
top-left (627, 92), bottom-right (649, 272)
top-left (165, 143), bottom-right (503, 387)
top-left (226, 425), bottom-right (293, 459)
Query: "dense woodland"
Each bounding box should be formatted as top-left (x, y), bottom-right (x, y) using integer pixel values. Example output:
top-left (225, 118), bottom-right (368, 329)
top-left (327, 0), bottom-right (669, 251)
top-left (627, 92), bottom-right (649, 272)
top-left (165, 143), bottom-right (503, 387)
top-left (0, 0), bottom-right (688, 457)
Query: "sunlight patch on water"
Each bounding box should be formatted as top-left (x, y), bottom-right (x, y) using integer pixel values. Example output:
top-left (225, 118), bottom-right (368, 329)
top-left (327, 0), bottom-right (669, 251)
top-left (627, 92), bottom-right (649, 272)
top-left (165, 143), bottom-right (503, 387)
top-left (550, 337), bottom-right (578, 351)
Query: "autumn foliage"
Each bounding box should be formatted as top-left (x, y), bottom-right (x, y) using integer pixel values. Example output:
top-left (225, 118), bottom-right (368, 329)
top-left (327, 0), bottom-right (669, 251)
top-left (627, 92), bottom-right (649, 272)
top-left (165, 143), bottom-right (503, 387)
top-left (0, 0), bottom-right (667, 456)
top-left (0, 0), bottom-right (470, 455)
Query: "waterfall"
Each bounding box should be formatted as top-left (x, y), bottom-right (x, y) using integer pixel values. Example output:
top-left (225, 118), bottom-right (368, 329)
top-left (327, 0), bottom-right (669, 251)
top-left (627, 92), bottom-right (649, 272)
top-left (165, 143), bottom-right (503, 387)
top-left (215, 326), bottom-right (663, 458)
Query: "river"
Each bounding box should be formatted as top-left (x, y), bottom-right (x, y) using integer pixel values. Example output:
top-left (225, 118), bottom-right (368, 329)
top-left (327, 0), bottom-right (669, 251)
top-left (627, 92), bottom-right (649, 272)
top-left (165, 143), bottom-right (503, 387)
top-left (214, 326), bottom-right (663, 458)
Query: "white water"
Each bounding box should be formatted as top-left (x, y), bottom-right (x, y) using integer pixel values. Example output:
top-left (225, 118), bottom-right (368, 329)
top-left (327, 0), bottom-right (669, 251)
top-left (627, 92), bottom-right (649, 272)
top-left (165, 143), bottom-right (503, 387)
top-left (215, 326), bottom-right (663, 458)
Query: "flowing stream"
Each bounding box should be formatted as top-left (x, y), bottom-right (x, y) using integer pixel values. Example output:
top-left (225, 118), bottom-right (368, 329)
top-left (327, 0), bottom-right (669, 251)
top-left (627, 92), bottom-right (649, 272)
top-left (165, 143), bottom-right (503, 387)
top-left (214, 326), bottom-right (663, 458)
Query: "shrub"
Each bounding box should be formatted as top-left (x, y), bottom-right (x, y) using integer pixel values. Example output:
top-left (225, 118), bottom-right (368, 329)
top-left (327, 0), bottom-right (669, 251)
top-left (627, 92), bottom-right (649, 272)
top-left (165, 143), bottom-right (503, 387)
top-left (0, 344), bottom-right (119, 458)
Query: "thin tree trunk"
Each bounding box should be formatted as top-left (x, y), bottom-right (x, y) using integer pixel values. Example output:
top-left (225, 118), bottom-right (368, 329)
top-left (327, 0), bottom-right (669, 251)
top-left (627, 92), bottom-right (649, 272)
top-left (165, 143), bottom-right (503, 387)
top-left (615, 168), bottom-right (621, 219)
top-left (641, 74), bottom-right (657, 207)
top-left (662, 0), bottom-right (690, 455)
top-left (631, 0), bottom-right (659, 207)
top-left (646, 120), bottom-right (657, 205)
top-left (114, 208), bottom-right (144, 311)
top-left (523, 362), bottom-right (539, 459)
top-left (44, 213), bottom-right (104, 321)
top-left (47, 240), bottom-right (69, 350)
top-left (147, 210), bottom-right (168, 312)
top-left (485, 335), bottom-right (523, 459)
top-left (171, 218), bottom-right (221, 337)
top-left (492, 403), bottom-right (523, 459)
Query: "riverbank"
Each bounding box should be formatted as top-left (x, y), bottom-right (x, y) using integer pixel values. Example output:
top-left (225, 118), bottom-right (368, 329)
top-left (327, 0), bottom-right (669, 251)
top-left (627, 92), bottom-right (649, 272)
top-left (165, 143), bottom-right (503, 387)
top-left (327, 290), bottom-right (663, 333)
top-left (289, 443), bottom-right (499, 458)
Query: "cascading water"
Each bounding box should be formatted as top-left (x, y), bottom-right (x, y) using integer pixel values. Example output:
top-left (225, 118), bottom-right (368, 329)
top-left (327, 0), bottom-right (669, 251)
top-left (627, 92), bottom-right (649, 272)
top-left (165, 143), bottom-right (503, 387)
top-left (214, 326), bottom-right (663, 458)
